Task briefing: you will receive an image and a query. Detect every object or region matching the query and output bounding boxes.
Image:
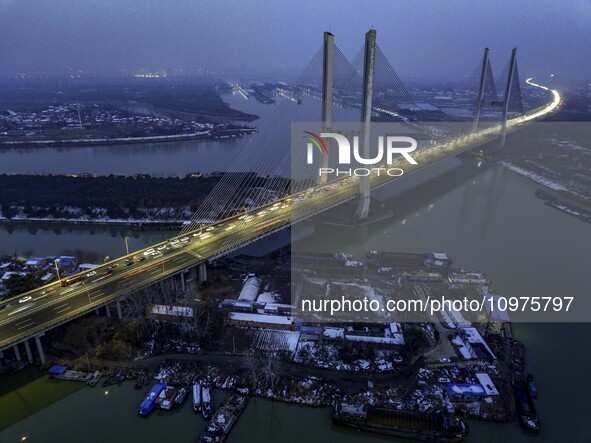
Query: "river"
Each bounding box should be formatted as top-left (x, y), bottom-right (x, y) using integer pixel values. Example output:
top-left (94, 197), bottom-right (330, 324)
top-left (0, 92), bottom-right (320, 177)
top-left (1, 92), bottom-right (590, 442)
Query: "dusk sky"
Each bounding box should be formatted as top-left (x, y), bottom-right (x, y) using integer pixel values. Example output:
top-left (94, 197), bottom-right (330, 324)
top-left (1, 0), bottom-right (590, 82)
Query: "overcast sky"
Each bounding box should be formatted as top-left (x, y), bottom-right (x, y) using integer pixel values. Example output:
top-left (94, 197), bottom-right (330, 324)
top-left (0, 0), bottom-right (589, 82)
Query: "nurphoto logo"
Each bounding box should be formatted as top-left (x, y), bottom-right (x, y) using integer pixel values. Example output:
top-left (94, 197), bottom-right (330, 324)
top-left (304, 131), bottom-right (418, 177)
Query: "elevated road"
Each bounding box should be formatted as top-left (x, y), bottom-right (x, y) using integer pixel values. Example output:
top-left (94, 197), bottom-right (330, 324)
top-left (0, 79), bottom-right (560, 351)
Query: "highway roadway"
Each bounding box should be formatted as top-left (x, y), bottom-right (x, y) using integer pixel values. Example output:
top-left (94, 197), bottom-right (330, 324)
top-left (0, 79), bottom-right (560, 350)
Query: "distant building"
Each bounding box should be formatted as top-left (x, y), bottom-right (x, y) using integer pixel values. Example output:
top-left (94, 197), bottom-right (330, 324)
top-left (1, 271), bottom-right (29, 286)
top-left (482, 294), bottom-right (511, 323)
top-left (24, 257), bottom-right (48, 272)
top-left (147, 304), bottom-right (194, 322)
top-left (475, 373), bottom-right (499, 396)
top-left (55, 256), bottom-right (78, 273)
top-left (238, 274), bottom-right (261, 301)
top-left (446, 383), bottom-right (488, 402)
top-left (459, 327), bottom-right (497, 361)
top-left (227, 312), bottom-right (294, 331)
top-left (0, 262), bottom-right (14, 278)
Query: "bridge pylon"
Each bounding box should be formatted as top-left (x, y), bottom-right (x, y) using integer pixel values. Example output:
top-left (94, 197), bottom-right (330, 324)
top-left (471, 47), bottom-right (490, 133)
top-left (500, 47), bottom-right (518, 148)
top-left (319, 31), bottom-right (334, 185)
top-left (354, 29), bottom-right (377, 220)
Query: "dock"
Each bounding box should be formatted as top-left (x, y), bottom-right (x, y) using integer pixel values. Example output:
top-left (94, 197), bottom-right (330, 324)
top-left (197, 393), bottom-right (249, 443)
top-left (48, 366), bottom-right (92, 383)
top-left (87, 370), bottom-right (103, 387)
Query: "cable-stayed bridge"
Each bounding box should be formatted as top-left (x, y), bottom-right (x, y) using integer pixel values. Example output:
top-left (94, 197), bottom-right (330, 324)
top-left (0, 30), bottom-right (560, 360)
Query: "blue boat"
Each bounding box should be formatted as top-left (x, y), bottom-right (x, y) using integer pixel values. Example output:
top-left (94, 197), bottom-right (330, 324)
top-left (138, 382), bottom-right (167, 416)
top-left (527, 374), bottom-right (538, 398)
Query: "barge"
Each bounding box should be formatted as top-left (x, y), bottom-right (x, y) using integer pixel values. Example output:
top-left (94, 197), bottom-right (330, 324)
top-left (366, 250), bottom-right (452, 270)
top-left (198, 394), bottom-right (249, 443)
top-left (155, 386), bottom-right (178, 410)
top-left (138, 382), bottom-right (167, 416)
top-left (202, 385), bottom-right (214, 420)
top-left (193, 383), bottom-right (202, 412)
top-left (333, 403), bottom-right (468, 442)
top-left (514, 378), bottom-right (540, 432)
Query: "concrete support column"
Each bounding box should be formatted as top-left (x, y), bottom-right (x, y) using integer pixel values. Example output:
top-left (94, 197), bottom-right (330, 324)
top-left (24, 339), bottom-right (33, 363)
top-left (13, 344), bottom-right (21, 361)
top-left (105, 304), bottom-right (111, 317)
top-left (319, 31), bottom-right (334, 185)
top-left (198, 263), bottom-right (207, 282)
top-left (180, 272), bottom-right (186, 292)
top-left (95, 309), bottom-right (100, 316)
top-left (189, 265), bottom-right (198, 281)
top-left (34, 334), bottom-right (46, 365)
top-left (116, 300), bottom-right (123, 320)
top-left (354, 29), bottom-right (377, 220)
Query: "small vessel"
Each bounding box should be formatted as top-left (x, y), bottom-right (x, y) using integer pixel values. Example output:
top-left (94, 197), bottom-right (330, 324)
top-left (134, 371), bottom-right (147, 390)
top-left (87, 370), bottom-right (102, 387)
top-left (333, 403), bottom-right (468, 442)
top-left (527, 374), bottom-right (538, 398)
top-left (174, 387), bottom-right (189, 407)
top-left (138, 382), bottom-right (167, 416)
top-left (198, 394), bottom-right (249, 443)
top-left (402, 271), bottom-right (444, 282)
top-left (193, 383), bottom-right (202, 412)
top-left (199, 423), bottom-right (223, 443)
top-left (202, 385), bottom-right (214, 420)
top-left (155, 386), bottom-right (178, 410)
top-left (514, 378), bottom-right (540, 432)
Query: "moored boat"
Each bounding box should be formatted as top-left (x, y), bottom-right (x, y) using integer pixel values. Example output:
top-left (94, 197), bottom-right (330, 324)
top-left (514, 378), bottom-right (540, 432)
top-left (332, 403), bottom-right (468, 442)
top-left (527, 374), bottom-right (538, 398)
top-left (193, 382), bottom-right (202, 412)
top-left (202, 385), bottom-right (214, 420)
top-left (174, 386), bottom-right (189, 407)
top-left (138, 382), bottom-right (167, 416)
top-left (155, 386), bottom-right (178, 410)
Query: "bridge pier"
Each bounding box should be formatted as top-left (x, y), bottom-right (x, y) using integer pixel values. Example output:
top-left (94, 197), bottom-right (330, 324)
top-left (13, 344), bottom-right (21, 362)
top-left (180, 271), bottom-right (186, 292)
top-left (24, 339), bottom-right (33, 363)
top-left (354, 29), bottom-right (377, 220)
top-left (105, 304), bottom-right (111, 317)
top-left (95, 308), bottom-right (100, 316)
top-left (116, 300), bottom-right (123, 320)
top-left (34, 334), bottom-right (46, 365)
top-left (198, 263), bottom-right (207, 283)
top-left (188, 266), bottom-right (198, 283)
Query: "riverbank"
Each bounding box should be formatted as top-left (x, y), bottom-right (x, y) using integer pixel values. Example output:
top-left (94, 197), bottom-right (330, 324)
top-left (0, 172), bottom-right (287, 225)
top-left (498, 160), bottom-right (589, 203)
top-left (0, 127), bottom-right (255, 149)
top-left (2, 324), bottom-right (586, 442)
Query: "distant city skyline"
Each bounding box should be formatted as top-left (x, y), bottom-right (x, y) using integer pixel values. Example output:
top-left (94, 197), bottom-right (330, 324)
top-left (0, 0), bottom-right (590, 82)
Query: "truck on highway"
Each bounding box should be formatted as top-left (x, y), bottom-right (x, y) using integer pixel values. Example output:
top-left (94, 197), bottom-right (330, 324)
top-left (60, 273), bottom-right (85, 287)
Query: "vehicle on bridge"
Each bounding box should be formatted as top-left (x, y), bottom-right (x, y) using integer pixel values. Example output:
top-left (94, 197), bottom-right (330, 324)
top-left (60, 274), bottom-right (85, 287)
